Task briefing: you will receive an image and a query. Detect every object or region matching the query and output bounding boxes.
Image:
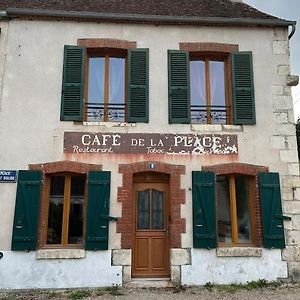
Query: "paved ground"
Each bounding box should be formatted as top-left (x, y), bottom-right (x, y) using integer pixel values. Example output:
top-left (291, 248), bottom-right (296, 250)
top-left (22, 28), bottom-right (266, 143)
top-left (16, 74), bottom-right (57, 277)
top-left (1, 283), bottom-right (300, 300)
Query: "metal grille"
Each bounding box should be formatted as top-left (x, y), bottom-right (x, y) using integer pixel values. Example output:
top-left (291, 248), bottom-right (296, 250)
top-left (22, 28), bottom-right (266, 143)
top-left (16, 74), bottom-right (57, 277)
top-left (191, 105), bottom-right (231, 124)
top-left (86, 102), bottom-right (126, 122)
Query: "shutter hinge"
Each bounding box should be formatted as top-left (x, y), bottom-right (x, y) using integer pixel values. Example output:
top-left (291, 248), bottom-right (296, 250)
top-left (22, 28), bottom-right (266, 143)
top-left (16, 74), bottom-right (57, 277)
top-left (100, 215), bottom-right (118, 221)
top-left (275, 215), bottom-right (292, 221)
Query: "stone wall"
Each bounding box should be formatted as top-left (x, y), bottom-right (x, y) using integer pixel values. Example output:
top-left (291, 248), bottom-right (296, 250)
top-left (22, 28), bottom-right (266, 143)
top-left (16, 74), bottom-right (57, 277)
top-left (271, 39), bottom-right (300, 282)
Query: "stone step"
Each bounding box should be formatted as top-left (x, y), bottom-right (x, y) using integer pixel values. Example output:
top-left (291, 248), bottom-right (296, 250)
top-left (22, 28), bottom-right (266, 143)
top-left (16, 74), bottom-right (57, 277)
top-left (129, 278), bottom-right (172, 288)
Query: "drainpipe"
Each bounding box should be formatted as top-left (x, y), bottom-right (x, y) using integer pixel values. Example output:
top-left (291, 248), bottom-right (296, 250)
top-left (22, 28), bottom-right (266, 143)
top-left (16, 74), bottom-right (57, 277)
top-left (289, 23), bottom-right (296, 39)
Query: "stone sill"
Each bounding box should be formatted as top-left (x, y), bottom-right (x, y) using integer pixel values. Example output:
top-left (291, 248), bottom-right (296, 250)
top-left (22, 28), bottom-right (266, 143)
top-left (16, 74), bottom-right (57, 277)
top-left (82, 121), bottom-right (136, 127)
top-left (191, 124), bottom-right (243, 132)
top-left (216, 247), bottom-right (262, 257)
top-left (36, 249), bottom-right (86, 259)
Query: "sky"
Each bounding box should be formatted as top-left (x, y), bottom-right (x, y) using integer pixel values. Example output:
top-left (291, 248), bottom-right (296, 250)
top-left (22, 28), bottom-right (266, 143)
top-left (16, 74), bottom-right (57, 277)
top-left (244, 0), bottom-right (300, 120)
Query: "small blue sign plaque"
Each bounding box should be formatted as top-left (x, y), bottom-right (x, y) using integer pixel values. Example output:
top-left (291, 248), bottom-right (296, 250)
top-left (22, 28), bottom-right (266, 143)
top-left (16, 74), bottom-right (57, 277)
top-left (0, 170), bottom-right (17, 183)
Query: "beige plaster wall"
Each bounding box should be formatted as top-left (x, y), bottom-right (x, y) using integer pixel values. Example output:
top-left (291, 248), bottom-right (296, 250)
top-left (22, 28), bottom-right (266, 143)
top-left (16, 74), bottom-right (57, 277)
top-left (0, 20), bottom-right (297, 268)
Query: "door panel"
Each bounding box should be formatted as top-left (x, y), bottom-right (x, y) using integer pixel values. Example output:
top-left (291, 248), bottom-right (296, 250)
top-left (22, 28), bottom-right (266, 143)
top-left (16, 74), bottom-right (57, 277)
top-left (135, 238), bottom-right (150, 270)
top-left (132, 182), bottom-right (170, 278)
top-left (152, 237), bottom-right (166, 269)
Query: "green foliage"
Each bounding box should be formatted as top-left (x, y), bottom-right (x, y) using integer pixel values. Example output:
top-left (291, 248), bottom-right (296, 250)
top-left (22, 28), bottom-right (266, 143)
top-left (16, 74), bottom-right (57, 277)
top-left (172, 284), bottom-right (187, 293)
top-left (204, 282), bottom-right (214, 291)
top-left (105, 285), bottom-right (124, 296)
top-left (67, 290), bottom-right (92, 299)
top-left (204, 279), bottom-right (282, 294)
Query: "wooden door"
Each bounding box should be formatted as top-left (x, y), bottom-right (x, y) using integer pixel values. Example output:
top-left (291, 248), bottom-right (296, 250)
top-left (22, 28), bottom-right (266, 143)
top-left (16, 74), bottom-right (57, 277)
top-left (132, 182), bottom-right (170, 278)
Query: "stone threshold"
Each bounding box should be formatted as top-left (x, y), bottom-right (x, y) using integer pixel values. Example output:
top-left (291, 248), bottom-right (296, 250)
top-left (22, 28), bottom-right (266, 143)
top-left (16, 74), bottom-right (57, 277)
top-left (129, 278), bottom-right (172, 288)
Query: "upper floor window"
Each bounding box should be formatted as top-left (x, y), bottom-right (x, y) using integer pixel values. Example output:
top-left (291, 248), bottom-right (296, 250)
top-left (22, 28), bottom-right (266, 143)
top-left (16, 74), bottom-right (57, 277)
top-left (190, 54), bottom-right (230, 124)
top-left (168, 49), bottom-right (255, 126)
top-left (60, 43), bottom-right (149, 124)
top-left (86, 49), bottom-right (126, 122)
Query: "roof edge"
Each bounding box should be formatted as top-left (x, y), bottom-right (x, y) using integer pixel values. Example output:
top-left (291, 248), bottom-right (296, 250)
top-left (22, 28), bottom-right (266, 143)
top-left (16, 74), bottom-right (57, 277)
top-left (3, 7), bottom-right (296, 27)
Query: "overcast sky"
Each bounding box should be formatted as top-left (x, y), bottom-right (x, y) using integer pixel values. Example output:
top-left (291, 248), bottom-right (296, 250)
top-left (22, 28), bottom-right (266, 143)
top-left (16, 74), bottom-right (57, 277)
top-left (244, 0), bottom-right (300, 120)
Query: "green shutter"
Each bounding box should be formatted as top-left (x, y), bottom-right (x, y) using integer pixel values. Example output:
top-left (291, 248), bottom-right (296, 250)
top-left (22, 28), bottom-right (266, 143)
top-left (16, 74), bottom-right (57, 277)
top-left (168, 50), bottom-right (190, 124)
top-left (232, 51), bottom-right (256, 125)
top-left (86, 171), bottom-right (111, 250)
top-left (127, 48), bottom-right (149, 123)
top-left (259, 172), bottom-right (285, 249)
top-left (60, 45), bottom-right (85, 121)
top-left (11, 171), bottom-right (42, 251)
top-left (192, 171), bottom-right (217, 248)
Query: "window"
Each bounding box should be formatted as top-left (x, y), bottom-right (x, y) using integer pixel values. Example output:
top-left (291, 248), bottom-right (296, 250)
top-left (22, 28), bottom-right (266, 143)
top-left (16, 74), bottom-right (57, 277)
top-left (216, 174), bottom-right (255, 245)
top-left (11, 164), bottom-right (112, 251)
top-left (61, 45), bottom-right (149, 123)
top-left (192, 168), bottom-right (286, 250)
top-left (190, 54), bottom-right (231, 124)
top-left (85, 49), bottom-right (126, 122)
top-left (168, 50), bottom-right (255, 125)
top-left (47, 174), bottom-right (86, 246)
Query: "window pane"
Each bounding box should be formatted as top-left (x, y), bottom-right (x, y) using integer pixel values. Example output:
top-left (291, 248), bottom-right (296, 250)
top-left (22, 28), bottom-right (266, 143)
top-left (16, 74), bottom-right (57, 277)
top-left (88, 57), bottom-right (105, 102)
top-left (47, 176), bottom-right (65, 244)
top-left (151, 190), bottom-right (164, 230)
top-left (209, 61), bottom-right (226, 124)
top-left (216, 176), bottom-right (232, 243)
top-left (88, 57), bottom-right (105, 121)
top-left (190, 60), bottom-right (207, 124)
top-left (109, 58), bottom-right (125, 104)
top-left (108, 57), bottom-right (125, 122)
top-left (137, 190), bottom-right (150, 230)
top-left (235, 176), bottom-right (251, 243)
top-left (68, 176), bottom-right (85, 244)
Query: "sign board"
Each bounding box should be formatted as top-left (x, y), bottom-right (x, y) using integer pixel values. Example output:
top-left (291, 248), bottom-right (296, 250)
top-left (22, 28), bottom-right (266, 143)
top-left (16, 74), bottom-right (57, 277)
top-left (0, 170), bottom-right (17, 183)
top-left (64, 132), bottom-right (238, 155)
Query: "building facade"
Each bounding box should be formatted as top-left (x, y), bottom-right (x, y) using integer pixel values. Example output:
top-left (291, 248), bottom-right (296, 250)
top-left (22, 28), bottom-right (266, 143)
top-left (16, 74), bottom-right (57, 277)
top-left (0, 0), bottom-right (299, 289)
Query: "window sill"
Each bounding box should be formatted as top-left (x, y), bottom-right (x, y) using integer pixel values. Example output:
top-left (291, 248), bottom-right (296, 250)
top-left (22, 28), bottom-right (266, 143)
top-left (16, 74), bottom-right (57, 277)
top-left (82, 121), bottom-right (136, 128)
top-left (36, 249), bottom-right (86, 260)
top-left (191, 124), bottom-right (243, 132)
top-left (216, 247), bottom-right (262, 257)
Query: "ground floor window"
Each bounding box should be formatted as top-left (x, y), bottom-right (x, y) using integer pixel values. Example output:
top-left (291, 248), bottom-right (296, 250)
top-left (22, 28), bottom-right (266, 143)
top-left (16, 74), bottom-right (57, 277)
top-left (216, 174), bottom-right (255, 246)
top-left (47, 174), bottom-right (86, 246)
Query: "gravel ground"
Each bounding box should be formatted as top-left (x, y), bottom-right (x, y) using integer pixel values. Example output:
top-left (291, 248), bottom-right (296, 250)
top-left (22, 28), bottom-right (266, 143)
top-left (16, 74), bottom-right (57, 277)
top-left (1, 284), bottom-right (300, 300)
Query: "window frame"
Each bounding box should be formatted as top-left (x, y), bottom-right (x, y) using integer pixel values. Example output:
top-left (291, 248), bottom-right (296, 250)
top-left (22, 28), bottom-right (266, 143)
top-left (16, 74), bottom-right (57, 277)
top-left (84, 48), bottom-right (128, 123)
top-left (216, 173), bottom-right (257, 247)
top-left (41, 172), bottom-right (87, 249)
top-left (189, 52), bottom-right (232, 125)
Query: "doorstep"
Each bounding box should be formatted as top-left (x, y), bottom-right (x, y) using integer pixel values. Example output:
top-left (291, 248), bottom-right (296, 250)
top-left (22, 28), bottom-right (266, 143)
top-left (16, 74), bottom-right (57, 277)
top-left (129, 278), bottom-right (172, 288)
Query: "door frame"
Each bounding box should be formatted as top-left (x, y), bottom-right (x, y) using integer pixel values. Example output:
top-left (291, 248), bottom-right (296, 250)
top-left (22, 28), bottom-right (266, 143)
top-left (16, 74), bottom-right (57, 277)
top-left (132, 174), bottom-right (170, 278)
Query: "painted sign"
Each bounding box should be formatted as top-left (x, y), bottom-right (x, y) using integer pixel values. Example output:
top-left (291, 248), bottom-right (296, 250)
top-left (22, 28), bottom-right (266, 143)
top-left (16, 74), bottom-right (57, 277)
top-left (0, 171), bottom-right (17, 182)
top-left (64, 132), bottom-right (238, 155)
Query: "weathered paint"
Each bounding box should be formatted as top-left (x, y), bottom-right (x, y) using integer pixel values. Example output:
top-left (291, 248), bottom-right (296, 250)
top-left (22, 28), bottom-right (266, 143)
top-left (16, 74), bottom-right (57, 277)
top-left (0, 18), bottom-right (297, 288)
top-left (0, 251), bottom-right (122, 289)
top-left (64, 132), bottom-right (238, 155)
top-left (181, 249), bottom-right (287, 285)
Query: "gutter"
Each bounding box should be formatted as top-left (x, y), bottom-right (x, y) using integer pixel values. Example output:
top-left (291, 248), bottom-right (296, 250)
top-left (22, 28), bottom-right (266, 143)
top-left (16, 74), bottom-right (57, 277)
top-left (4, 7), bottom-right (296, 28)
top-left (288, 23), bottom-right (296, 39)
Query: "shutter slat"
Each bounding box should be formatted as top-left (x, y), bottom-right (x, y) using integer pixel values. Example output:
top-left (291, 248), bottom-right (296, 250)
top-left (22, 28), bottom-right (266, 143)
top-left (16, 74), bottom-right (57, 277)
top-left (232, 52), bottom-right (256, 125)
top-left (60, 45), bottom-right (85, 121)
top-left (192, 171), bottom-right (217, 248)
top-left (168, 50), bottom-right (190, 124)
top-left (85, 171), bottom-right (111, 250)
top-left (12, 171), bottom-right (42, 251)
top-left (259, 172), bottom-right (286, 249)
top-left (127, 49), bottom-right (149, 123)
